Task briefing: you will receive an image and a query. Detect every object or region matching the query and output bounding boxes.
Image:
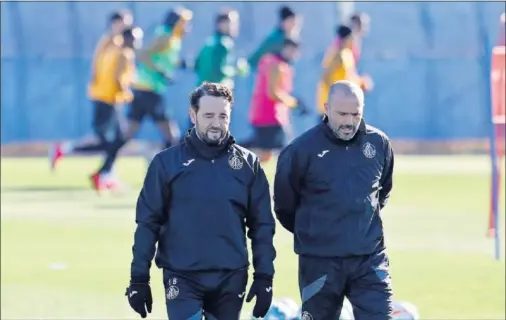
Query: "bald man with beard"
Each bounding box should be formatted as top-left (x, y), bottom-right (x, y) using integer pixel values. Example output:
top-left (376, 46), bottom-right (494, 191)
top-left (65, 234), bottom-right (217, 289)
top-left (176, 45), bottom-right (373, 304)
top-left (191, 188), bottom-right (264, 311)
top-left (274, 81), bottom-right (395, 320)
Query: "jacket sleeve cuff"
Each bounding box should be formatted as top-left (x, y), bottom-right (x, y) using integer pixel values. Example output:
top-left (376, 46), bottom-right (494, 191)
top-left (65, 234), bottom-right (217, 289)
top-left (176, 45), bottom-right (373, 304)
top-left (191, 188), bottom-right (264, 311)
top-left (253, 272), bottom-right (273, 283)
top-left (130, 274), bottom-right (150, 284)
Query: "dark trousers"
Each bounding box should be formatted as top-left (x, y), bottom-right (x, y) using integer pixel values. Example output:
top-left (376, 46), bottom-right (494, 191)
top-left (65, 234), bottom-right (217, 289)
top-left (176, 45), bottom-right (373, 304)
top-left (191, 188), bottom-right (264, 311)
top-left (73, 100), bottom-right (124, 174)
top-left (299, 251), bottom-right (393, 320)
top-left (163, 268), bottom-right (248, 320)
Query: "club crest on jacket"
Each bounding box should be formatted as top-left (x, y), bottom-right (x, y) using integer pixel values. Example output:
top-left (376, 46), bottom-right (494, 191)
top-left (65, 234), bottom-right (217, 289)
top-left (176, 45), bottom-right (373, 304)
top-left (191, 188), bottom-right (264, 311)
top-left (228, 154), bottom-right (244, 170)
top-left (362, 142), bottom-right (376, 159)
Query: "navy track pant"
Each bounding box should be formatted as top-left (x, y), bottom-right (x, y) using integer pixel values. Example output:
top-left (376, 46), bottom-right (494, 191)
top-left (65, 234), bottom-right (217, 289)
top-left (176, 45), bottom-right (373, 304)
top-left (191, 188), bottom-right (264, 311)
top-left (298, 251), bottom-right (393, 320)
top-left (163, 268), bottom-right (248, 320)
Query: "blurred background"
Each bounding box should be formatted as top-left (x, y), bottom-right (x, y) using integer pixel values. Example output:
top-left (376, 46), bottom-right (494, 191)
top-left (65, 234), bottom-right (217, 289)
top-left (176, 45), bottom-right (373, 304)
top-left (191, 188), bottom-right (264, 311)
top-left (0, 1), bottom-right (503, 148)
top-left (1, 1), bottom-right (505, 320)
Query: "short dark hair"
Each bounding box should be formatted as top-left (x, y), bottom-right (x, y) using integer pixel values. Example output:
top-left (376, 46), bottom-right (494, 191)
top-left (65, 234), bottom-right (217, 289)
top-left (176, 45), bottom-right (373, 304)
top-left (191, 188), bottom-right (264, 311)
top-left (122, 26), bottom-right (143, 43)
top-left (216, 8), bottom-right (238, 24)
top-left (336, 25), bottom-right (352, 40)
top-left (164, 6), bottom-right (191, 28)
top-left (109, 9), bottom-right (131, 23)
top-left (279, 6), bottom-right (295, 21)
top-left (350, 12), bottom-right (370, 27)
top-left (189, 82), bottom-right (234, 111)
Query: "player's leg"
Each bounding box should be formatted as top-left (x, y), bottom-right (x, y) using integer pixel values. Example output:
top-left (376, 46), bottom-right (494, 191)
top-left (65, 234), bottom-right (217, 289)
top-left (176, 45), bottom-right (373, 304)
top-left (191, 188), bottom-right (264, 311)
top-left (299, 255), bottom-right (345, 320)
top-left (250, 125), bottom-right (286, 163)
top-left (345, 251), bottom-right (393, 319)
top-left (88, 93), bottom-right (144, 191)
top-left (149, 92), bottom-right (180, 149)
top-left (87, 103), bottom-right (126, 191)
top-left (124, 89), bottom-right (148, 140)
top-left (202, 269), bottom-right (248, 320)
top-left (77, 100), bottom-right (117, 152)
top-left (91, 108), bottom-right (128, 191)
top-left (49, 101), bottom-right (111, 170)
top-left (163, 269), bottom-right (204, 320)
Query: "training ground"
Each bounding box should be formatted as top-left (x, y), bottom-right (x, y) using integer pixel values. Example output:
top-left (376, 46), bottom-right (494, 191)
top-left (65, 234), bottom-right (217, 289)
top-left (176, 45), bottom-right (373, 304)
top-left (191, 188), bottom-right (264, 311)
top-left (1, 154), bottom-right (505, 319)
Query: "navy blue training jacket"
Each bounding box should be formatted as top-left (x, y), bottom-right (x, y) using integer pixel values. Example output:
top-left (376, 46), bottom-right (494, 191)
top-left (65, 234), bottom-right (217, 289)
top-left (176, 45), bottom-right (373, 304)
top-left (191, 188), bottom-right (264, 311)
top-left (274, 119), bottom-right (394, 257)
top-left (130, 129), bottom-right (276, 282)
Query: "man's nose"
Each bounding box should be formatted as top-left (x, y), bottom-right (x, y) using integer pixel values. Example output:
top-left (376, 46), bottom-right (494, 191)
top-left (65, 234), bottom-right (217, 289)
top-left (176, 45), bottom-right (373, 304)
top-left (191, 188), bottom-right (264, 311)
top-left (343, 114), bottom-right (354, 124)
top-left (210, 117), bottom-right (220, 127)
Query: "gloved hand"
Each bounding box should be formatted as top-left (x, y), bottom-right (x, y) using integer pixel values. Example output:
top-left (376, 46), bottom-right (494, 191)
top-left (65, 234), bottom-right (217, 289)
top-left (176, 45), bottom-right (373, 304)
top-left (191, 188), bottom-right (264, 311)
top-left (246, 273), bottom-right (273, 318)
top-left (126, 281), bottom-right (153, 319)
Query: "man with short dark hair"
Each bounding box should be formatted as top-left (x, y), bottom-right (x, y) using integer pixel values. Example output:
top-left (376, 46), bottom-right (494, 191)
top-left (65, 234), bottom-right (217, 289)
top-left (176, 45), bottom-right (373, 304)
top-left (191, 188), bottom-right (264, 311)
top-left (92, 9), bottom-right (134, 80)
top-left (127, 7), bottom-right (193, 149)
top-left (274, 80), bottom-right (395, 319)
top-left (194, 9), bottom-right (247, 89)
top-left (239, 6), bottom-right (303, 148)
top-left (126, 82), bottom-right (276, 320)
top-left (316, 25), bottom-right (373, 118)
top-left (185, 9), bottom-right (248, 133)
top-left (96, 7), bottom-right (194, 173)
top-left (247, 6), bottom-right (302, 71)
top-left (249, 38), bottom-right (305, 164)
top-left (49, 25), bottom-right (143, 192)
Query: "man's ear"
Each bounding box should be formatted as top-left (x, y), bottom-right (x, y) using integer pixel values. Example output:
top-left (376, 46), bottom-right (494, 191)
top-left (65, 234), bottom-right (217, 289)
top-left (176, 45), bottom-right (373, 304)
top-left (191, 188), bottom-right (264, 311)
top-left (324, 102), bottom-right (329, 115)
top-left (189, 107), bottom-right (197, 124)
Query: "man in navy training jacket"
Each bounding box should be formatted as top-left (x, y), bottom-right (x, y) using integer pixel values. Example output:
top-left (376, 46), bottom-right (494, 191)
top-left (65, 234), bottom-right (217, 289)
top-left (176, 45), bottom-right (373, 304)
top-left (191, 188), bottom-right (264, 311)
top-left (274, 80), bottom-right (395, 320)
top-left (126, 82), bottom-right (276, 320)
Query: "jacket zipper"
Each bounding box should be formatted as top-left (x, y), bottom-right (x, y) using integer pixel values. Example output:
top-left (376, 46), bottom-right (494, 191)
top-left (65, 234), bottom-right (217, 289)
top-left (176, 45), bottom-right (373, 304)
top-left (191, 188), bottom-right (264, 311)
top-left (345, 145), bottom-right (352, 201)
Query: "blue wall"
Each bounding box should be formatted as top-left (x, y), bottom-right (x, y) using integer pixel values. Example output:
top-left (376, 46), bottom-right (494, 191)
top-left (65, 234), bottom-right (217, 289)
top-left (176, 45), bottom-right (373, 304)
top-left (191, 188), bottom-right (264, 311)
top-left (1, 1), bottom-right (504, 143)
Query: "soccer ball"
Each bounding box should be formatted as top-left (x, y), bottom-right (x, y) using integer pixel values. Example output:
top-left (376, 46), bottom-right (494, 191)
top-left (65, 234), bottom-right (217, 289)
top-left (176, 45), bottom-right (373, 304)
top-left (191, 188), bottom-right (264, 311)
top-left (391, 301), bottom-right (420, 320)
top-left (338, 299), bottom-right (420, 320)
top-left (257, 298), bottom-right (419, 320)
top-left (255, 297), bottom-right (301, 320)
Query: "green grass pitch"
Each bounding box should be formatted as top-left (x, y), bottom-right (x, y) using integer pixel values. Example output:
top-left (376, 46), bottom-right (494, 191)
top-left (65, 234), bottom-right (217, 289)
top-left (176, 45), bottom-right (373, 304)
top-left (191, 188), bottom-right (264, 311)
top-left (1, 155), bottom-right (505, 319)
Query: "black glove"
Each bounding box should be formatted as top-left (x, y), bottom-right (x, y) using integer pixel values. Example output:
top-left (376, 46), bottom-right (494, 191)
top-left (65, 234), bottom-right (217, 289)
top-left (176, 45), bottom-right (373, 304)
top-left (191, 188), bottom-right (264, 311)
top-left (246, 273), bottom-right (273, 318)
top-left (126, 281), bottom-right (152, 319)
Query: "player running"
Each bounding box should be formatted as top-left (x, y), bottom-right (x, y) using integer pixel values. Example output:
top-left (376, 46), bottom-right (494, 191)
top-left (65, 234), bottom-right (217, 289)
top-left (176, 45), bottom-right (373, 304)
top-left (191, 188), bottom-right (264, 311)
top-left (101, 7), bottom-right (193, 169)
top-left (131, 7), bottom-right (193, 144)
top-left (50, 26), bottom-right (143, 191)
top-left (194, 9), bottom-right (248, 89)
top-left (239, 6), bottom-right (302, 148)
top-left (330, 12), bottom-right (370, 66)
top-left (90, 9), bottom-right (134, 81)
top-left (248, 38), bottom-right (306, 164)
top-left (247, 6), bottom-right (302, 72)
top-left (126, 82), bottom-right (276, 320)
top-left (50, 10), bottom-right (133, 169)
top-left (185, 9), bottom-right (248, 132)
top-left (316, 25), bottom-right (373, 118)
